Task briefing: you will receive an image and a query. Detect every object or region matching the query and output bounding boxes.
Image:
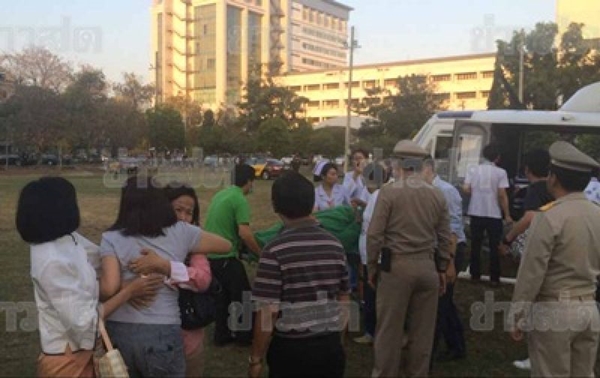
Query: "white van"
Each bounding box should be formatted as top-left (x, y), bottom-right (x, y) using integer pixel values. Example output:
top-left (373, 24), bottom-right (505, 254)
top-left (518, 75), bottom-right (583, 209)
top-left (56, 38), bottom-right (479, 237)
top-left (414, 82), bottom-right (600, 186)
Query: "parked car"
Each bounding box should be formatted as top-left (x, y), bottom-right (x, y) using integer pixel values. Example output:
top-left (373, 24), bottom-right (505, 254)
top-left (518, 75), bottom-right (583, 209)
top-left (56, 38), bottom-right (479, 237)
top-left (203, 155), bottom-right (219, 167)
top-left (0, 154), bottom-right (21, 166)
top-left (280, 156), bottom-right (293, 165)
top-left (40, 154), bottom-right (59, 166)
top-left (251, 158), bottom-right (284, 180)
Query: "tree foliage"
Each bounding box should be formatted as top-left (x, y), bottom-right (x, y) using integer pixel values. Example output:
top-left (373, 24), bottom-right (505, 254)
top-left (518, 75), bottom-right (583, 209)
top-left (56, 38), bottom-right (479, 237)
top-left (0, 47), bottom-right (73, 92)
top-left (146, 105), bottom-right (185, 152)
top-left (237, 65), bottom-right (309, 133)
top-left (356, 74), bottom-right (443, 155)
top-left (256, 118), bottom-right (291, 158)
top-left (488, 22), bottom-right (600, 110)
top-left (113, 72), bottom-right (155, 110)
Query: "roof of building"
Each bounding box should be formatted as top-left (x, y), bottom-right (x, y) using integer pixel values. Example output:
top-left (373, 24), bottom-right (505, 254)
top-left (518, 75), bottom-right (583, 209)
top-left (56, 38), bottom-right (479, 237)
top-left (315, 115), bottom-right (375, 130)
top-left (280, 53), bottom-right (496, 77)
top-left (322, 0), bottom-right (354, 11)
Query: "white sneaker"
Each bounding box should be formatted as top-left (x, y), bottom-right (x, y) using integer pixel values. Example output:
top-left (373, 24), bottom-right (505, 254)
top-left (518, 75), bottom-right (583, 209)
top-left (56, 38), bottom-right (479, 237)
top-left (513, 358), bottom-right (531, 370)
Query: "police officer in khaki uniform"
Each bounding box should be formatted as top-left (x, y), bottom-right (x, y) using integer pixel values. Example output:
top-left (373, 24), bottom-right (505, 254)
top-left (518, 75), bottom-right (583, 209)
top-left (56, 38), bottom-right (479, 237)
top-left (368, 140), bottom-right (453, 378)
top-left (510, 141), bottom-right (600, 378)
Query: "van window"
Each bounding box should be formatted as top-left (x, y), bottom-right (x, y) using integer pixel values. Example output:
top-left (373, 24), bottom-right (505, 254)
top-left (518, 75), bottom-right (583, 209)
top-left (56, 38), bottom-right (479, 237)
top-left (453, 125), bottom-right (487, 181)
top-left (434, 135), bottom-right (453, 159)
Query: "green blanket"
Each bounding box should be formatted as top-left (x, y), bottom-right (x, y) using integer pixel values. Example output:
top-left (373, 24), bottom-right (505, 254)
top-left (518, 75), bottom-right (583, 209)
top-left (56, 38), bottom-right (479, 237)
top-left (254, 206), bottom-right (361, 254)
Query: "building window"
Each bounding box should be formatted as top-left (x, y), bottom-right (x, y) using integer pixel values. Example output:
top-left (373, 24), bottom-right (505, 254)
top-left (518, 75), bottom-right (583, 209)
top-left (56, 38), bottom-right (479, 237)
top-left (363, 80), bottom-right (377, 89)
top-left (456, 91), bottom-right (477, 99)
top-left (482, 70), bottom-right (495, 79)
top-left (384, 79), bottom-right (397, 87)
top-left (307, 101), bottom-right (320, 108)
top-left (289, 85), bottom-right (302, 92)
top-left (324, 83), bottom-right (340, 90)
top-left (345, 81), bottom-right (360, 89)
top-left (303, 7), bottom-right (308, 20)
top-left (431, 74), bottom-right (451, 82)
top-left (305, 84), bottom-right (321, 91)
top-left (344, 99), bottom-right (360, 107)
top-left (324, 99), bottom-right (339, 108)
top-left (481, 90), bottom-right (491, 98)
top-left (308, 117), bottom-right (320, 124)
top-left (456, 72), bottom-right (478, 80)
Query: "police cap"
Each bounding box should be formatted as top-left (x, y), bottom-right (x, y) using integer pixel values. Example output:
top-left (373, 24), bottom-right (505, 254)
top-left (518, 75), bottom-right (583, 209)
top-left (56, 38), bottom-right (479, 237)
top-left (549, 141), bottom-right (600, 173)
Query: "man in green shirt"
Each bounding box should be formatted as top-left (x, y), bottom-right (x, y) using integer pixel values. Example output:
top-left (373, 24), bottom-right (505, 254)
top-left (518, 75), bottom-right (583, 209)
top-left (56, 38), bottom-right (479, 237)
top-left (205, 164), bottom-right (262, 346)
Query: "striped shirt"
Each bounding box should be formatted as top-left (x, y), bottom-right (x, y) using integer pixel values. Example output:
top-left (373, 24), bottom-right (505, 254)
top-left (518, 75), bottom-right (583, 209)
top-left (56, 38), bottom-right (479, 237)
top-left (252, 219), bottom-right (350, 339)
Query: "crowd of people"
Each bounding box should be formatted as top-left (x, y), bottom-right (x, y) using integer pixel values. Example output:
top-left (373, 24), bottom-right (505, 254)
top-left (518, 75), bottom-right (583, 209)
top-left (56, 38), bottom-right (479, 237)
top-left (15, 137), bottom-right (600, 378)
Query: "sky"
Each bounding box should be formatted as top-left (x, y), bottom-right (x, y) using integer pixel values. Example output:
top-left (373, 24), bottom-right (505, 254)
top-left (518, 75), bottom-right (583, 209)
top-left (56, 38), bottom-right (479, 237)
top-left (1, 0), bottom-right (555, 83)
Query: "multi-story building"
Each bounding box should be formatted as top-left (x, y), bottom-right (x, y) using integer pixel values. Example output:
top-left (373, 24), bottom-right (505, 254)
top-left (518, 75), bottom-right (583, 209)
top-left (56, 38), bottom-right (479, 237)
top-left (276, 53), bottom-right (497, 125)
top-left (150, 0), bottom-right (351, 107)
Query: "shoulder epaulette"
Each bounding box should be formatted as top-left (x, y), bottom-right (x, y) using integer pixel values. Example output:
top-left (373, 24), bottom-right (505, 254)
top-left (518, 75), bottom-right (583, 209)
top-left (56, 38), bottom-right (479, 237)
top-left (539, 201), bottom-right (556, 212)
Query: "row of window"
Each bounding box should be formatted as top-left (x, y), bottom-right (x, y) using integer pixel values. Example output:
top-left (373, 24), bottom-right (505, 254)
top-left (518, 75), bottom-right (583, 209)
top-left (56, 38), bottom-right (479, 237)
top-left (302, 6), bottom-right (347, 32)
top-left (300, 58), bottom-right (338, 70)
top-left (299, 91), bottom-right (492, 109)
top-left (288, 72), bottom-right (495, 92)
top-left (302, 43), bottom-right (346, 59)
top-left (432, 71), bottom-right (495, 82)
top-left (301, 27), bottom-right (347, 45)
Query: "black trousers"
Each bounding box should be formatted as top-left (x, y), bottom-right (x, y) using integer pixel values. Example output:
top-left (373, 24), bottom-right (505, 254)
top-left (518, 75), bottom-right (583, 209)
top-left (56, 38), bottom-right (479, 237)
top-left (209, 257), bottom-right (252, 343)
top-left (267, 333), bottom-right (345, 378)
top-left (469, 216), bottom-right (503, 282)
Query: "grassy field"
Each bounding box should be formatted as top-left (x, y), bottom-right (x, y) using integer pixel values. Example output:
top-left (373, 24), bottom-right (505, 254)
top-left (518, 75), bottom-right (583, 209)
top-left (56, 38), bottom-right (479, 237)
top-left (0, 166), bottom-right (530, 377)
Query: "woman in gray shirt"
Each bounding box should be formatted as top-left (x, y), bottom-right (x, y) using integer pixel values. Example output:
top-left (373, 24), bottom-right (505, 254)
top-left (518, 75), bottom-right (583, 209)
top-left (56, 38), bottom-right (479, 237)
top-left (99, 176), bottom-right (230, 377)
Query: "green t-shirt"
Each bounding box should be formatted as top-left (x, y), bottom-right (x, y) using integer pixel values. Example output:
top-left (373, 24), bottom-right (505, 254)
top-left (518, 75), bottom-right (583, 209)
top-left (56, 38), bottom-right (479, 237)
top-left (204, 186), bottom-right (251, 259)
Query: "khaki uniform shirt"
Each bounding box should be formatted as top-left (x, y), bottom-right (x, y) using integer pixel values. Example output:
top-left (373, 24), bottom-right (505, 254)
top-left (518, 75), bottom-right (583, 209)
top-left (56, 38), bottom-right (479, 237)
top-left (511, 193), bottom-right (600, 322)
top-left (366, 176), bottom-right (453, 275)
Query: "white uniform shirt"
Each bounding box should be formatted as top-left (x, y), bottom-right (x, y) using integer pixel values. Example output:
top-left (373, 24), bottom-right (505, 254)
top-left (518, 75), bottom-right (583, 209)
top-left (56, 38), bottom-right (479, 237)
top-left (359, 190), bottom-right (380, 265)
top-left (314, 184), bottom-right (351, 212)
top-left (465, 161), bottom-right (509, 219)
top-left (343, 171), bottom-right (366, 200)
top-left (30, 233), bottom-right (100, 354)
top-left (585, 178), bottom-right (600, 204)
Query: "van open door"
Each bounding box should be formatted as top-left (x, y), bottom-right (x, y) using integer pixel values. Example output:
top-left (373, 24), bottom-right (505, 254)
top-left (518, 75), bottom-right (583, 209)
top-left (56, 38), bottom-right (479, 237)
top-left (449, 121), bottom-right (492, 185)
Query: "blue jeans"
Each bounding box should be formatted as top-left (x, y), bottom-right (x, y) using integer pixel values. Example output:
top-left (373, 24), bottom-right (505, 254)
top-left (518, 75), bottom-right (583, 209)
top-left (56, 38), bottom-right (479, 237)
top-left (105, 322), bottom-right (185, 378)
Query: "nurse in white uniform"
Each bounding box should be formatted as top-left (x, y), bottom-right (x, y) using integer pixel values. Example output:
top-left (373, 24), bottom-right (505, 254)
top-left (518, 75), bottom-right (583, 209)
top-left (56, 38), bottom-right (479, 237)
top-left (313, 162), bottom-right (351, 212)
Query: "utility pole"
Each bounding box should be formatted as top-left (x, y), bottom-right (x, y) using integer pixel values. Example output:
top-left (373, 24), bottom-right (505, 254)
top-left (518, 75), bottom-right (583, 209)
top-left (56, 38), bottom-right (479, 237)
top-left (344, 26), bottom-right (360, 173)
top-left (518, 42), bottom-right (525, 104)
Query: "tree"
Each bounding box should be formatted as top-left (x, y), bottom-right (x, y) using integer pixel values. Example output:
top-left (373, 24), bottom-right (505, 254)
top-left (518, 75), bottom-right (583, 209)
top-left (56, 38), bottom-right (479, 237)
top-left (256, 118), bottom-right (291, 157)
top-left (310, 127), bottom-right (346, 158)
top-left (289, 120), bottom-right (314, 156)
top-left (0, 47), bottom-right (73, 92)
top-left (488, 22), bottom-right (600, 110)
top-left (356, 74), bottom-right (443, 155)
top-left (113, 72), bottom-right (155, 110)
top-left (2, 85), bottom-right (67, 152)
top-left (146, 105), bottom-right (185, 152)
top-left (237, 65), bottom-right (309, 133)
top-left (62, 68), bottom-right (109, 150)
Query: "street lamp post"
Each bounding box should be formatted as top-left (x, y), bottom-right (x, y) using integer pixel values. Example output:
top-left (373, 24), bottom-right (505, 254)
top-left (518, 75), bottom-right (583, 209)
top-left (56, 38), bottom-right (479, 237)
top-left (344, 26), bottom-right (360, 173)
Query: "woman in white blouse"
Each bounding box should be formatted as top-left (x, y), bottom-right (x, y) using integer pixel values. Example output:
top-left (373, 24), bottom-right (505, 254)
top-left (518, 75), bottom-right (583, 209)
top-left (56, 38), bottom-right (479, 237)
top-left (16, 177), bottom-right (163, 378)
top-left (313, 162), bottom-right (351, 212)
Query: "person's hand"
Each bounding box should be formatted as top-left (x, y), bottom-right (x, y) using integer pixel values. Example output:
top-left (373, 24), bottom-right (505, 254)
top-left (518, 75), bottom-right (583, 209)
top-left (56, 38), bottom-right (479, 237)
top-left (498, 243), bottom-right (510, 257)
top-left (504, 216), bottom-right (514, 225)
top-left (129, 249), bottom-right (170, 277)
top-left (510, 326), bottom-right (524, 342)
top-left (446, 260), bottom-right (457, 285)
top-left (368, 271), bottom-right (378, 290)
top-left (248, 362), bottom-right (263, 378)
top-left (125, 274), bottom-right (164, 306)
top-left (438, 272), bottom-right (447, 296)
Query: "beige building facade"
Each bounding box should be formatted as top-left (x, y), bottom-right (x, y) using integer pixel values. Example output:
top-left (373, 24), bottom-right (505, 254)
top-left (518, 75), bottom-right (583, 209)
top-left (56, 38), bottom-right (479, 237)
top-left (276, 53), bottom-right (496, 124)
top-left (150, 0), bottom-right (351, 107)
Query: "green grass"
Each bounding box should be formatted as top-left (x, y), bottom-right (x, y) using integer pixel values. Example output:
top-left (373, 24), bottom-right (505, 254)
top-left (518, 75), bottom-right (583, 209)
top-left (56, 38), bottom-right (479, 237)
top-left (0, 166), bottom-right (531, 377)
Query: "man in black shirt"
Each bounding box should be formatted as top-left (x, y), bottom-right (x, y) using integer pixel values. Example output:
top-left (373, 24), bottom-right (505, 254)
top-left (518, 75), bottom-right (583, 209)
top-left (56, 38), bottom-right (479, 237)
top-left (502, 149), bottom-right (554, 250)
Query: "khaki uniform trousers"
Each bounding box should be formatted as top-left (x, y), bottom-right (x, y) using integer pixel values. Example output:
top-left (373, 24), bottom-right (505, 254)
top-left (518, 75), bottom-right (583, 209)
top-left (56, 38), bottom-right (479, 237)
top-left (372, 256), bottom-right (439, 378)
top-left (528, 297), bottom-right (600, 378)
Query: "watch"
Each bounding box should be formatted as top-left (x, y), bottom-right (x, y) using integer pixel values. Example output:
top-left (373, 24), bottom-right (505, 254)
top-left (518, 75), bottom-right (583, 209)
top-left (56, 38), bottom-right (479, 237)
top-left (248, 356), bottom-right (263, 366)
